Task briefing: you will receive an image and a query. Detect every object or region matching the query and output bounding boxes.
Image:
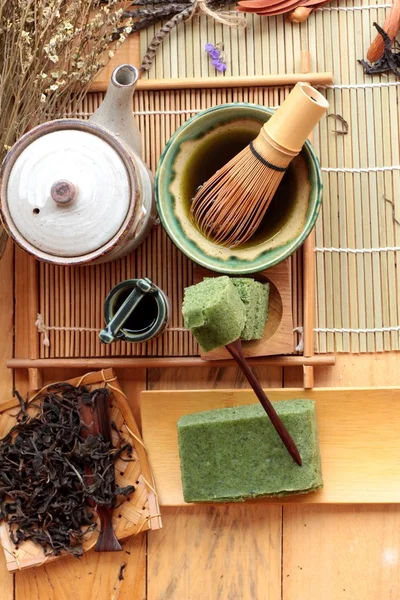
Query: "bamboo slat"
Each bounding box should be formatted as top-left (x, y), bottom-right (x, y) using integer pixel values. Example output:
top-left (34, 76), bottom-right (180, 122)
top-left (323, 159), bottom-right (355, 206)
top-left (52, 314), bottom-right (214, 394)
top-left (132, 72), bottom-right (334, 90)
top-left (6, 355), bottom-right (335, 374)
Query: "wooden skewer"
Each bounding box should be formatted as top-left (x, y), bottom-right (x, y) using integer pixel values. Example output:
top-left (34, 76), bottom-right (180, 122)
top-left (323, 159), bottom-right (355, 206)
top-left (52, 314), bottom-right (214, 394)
top-left (226, 339), bottom-right (302, 466)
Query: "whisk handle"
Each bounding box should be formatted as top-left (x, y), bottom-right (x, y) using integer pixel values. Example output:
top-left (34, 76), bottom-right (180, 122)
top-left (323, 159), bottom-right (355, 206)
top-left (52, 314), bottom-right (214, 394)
top-left (263, 82), bottom-right (329, 153)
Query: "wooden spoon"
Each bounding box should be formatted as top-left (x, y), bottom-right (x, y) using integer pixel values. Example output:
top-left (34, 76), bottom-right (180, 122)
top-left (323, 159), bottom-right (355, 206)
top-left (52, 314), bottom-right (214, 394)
top-left (226, 339), bottom-right (302, 466)
top-left (79, 390), bottom-right (122, 552)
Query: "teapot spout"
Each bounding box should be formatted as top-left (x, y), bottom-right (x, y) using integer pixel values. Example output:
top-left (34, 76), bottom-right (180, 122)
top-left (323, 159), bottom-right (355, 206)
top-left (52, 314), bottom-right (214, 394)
top-left (90, 64), bottom-right (143, 157)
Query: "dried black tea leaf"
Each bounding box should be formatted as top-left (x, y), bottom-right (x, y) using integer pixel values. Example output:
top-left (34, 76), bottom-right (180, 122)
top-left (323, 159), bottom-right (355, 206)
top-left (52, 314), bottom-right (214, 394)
top-left (359, 23), bottom-right (400, 77)
top-left (0, 384), bottom-right (135, 558)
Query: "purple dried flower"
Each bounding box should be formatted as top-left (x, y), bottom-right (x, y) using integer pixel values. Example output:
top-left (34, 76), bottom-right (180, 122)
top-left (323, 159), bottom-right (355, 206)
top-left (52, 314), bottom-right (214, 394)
top-left (205, 41), bottom-right (227, 72)
top-left (209, 48), bottom-right (220, 60)
top-left (211, 59), bottom-right (227, 72)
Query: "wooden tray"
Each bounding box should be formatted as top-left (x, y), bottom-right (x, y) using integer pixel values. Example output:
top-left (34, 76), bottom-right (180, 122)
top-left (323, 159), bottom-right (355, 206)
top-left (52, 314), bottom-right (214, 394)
top-left (140, 387), bottom-right (400, 506)
top-left (0, 369), bottom-right (161, 572)
top-left (9, 62), bottom-right (332, 388)
top-left (194, 262), bottom-right (294, 359)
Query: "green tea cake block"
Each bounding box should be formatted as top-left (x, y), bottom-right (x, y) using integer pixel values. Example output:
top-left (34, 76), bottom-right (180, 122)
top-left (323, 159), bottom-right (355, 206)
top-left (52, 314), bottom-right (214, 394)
top-left (178, 400), bottom-right (323, 502)
top-left (252, 280), bottom-right (270, 339)
top-left (182, 277), bottom-right (246, 352)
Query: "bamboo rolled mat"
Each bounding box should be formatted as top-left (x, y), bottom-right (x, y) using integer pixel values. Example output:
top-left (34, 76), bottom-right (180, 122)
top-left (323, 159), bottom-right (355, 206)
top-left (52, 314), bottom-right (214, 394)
top-left (33, 0), bottom-right (400, 357)
top-left (140, 1), bottom-right (400, 354)
top-left (38, 87), bottom-right (303, 359)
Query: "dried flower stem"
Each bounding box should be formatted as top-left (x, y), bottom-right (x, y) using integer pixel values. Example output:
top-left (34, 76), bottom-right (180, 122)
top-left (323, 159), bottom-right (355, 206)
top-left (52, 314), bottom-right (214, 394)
top-left (140, 7), bottom-right (193, 73)
top-left (124, 5), bottom-right (189, 18)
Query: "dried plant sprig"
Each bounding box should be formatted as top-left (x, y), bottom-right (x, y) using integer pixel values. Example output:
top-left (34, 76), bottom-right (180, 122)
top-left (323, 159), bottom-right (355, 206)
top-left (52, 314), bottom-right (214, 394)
top-left (124, 5), bottom-right (189, 18)
top-left (140, 7), bottom-right (193, 72)
top-left (0, 0), bottom-right (132, 258)
top-left (138, 0), bottom-right (245, 73)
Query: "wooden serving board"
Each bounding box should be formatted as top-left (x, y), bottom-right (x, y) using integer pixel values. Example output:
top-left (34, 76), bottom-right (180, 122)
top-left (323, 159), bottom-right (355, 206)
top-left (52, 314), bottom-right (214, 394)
top-left (141, 387), bottom-right (400, 506)
top-left (194, 262), bottom-right (295, 359)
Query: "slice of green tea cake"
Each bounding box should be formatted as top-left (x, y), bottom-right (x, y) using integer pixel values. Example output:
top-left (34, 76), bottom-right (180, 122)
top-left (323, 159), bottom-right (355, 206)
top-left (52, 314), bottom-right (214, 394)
top-left (231, 278), bottom-right (270, 340)
top-left (231, 278), bottom-right (259, 340)
top-left (182, 277), bottom-right (246, 352)
top-left (252, 280), bottom-right (270, 339)
top-left (177, 400), bottom-right (322, 502)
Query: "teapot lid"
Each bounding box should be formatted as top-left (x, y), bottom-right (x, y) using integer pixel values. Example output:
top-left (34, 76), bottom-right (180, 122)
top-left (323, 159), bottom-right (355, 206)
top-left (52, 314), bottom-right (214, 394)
top-left (1, 120), bottom-right (137, 260)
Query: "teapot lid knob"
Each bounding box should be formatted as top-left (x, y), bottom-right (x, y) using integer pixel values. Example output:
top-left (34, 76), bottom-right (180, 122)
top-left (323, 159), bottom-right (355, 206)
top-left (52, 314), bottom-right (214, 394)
top-left (50, 180), bottom-right (76, 205)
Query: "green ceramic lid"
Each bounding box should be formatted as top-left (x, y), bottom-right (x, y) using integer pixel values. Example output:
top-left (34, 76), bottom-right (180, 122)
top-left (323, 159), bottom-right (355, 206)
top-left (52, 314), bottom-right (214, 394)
top-left (155, 103), bottom-right (322, 275)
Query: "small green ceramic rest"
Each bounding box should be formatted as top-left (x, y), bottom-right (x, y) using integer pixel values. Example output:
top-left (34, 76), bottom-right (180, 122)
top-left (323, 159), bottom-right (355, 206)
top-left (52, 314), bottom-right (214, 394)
top-left (100, 278), bottom-right (170, 344)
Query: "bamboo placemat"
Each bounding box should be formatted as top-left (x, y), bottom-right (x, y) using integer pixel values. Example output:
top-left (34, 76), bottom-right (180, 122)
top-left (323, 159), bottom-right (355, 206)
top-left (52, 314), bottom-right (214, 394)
top-left (139, 1), bottom-right (400, 354)
top-left (27, 0), bottom-right (400, 356)
top-left (37, 86), bottom-right (303, 359)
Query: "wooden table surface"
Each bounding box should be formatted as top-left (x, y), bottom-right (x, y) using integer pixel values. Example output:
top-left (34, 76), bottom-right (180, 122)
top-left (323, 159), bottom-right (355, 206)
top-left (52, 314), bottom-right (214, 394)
top-left (1, 241), bottom-right (399, 599)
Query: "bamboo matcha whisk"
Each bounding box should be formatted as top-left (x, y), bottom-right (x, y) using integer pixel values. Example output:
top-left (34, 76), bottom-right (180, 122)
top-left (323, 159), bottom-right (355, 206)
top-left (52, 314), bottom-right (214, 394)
top-left (190, 82), bottom-right (329, 248)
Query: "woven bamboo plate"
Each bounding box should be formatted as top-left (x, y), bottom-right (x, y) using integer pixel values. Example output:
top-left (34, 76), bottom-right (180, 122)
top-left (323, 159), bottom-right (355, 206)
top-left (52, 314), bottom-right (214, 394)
top-left (141, 387), bottom-right (400, 506)
top-left (0, 368), bottom-right (162, 572)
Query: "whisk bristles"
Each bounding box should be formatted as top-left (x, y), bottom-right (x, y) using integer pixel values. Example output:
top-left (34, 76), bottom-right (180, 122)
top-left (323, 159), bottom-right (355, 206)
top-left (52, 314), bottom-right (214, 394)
top-left (190, 82), bottom-right (329, 249)
top-left (190, 132), bottom-right (293, 248)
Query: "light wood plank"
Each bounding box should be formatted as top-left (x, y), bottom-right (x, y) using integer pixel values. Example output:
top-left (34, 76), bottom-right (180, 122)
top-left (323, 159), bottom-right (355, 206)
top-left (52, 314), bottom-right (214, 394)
top-left (148, 505), bottom-right (282, 600)
top-left (285, 352), bottom-right (400, 388)
top-left (0, 242), bottom-right (13, 404)
top-left (14, 248), bottom-right (38, 360)
top-left (15, 532), bottom-right (146, 600)
top-left (283, 505), bottom-right (400, 600)
top-left (0, 241), bottom-right (18, 597)
top-left (282, 355), bottom-right (400, 600)
top-left (117, 367), bottom-right (147, 431)
top-left (91, 34), bottom-right (141, 92)
top-left (0, 558), bottom-right (13, 600)
top-left (147, 365), bottom-right (283, 599)
top-left (12, 367), bottom-right (147, 600)
top-left (147, 365), bottom-right (283, 390)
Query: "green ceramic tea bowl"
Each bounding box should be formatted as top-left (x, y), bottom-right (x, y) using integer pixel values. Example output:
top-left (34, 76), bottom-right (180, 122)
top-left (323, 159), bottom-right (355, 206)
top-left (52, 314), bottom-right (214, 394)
top-left (155, 103), bottom-right (322, 274)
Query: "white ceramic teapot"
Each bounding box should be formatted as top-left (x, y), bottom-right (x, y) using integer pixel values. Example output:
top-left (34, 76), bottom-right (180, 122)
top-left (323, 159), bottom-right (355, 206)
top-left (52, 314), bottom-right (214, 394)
top-left (0, 64), bottom-right (155, 265)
